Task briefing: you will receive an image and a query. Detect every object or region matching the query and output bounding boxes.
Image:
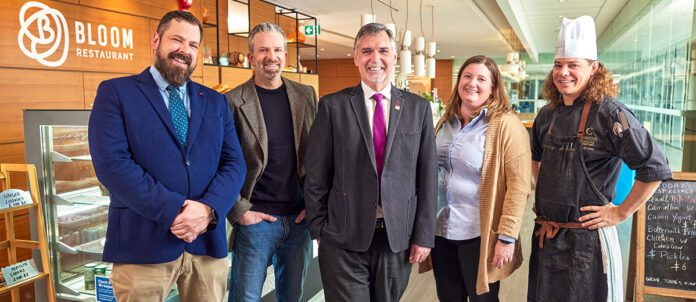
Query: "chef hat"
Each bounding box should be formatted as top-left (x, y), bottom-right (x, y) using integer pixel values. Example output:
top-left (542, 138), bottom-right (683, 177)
top-left (555, 16), bottom-right (597, 60)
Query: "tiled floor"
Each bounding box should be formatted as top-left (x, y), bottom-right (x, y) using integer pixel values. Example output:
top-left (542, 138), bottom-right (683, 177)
top-left (308, 191), bottom-right (686, 302)
top-left (399, 192), bottom-right (683, 302)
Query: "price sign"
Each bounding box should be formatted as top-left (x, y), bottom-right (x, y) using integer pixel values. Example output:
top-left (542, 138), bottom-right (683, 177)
top-left (633, 172), bottom-right (696, 301)
top-left (95, 275), bottom-right (115, 301)
top-left (0, 189), bottom-right (32, 209)
top-left (1, 260), bottom-right (38, 286)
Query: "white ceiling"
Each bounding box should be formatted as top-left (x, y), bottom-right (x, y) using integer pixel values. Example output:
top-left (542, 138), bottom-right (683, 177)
top-left (268, 0), bottom-right (630, 61)
top-left (270, 0), bottom-right (511, 60)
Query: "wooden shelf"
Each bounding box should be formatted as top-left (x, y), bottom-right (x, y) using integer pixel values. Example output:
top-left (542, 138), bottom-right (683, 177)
top-left (0, 272), bottom-right (49, 294)
top-left (229, 32), bottom-right (250, 38)
top-left (0, 203), bottom-right (36, 216)
top-left (287, 42), bottom-right (315, 48)
top-left (0, 164), bottom-right (55, 301)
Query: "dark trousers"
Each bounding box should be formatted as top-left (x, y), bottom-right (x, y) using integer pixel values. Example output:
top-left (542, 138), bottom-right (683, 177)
top-left (317, 228), bottom-right (411, 302)
top-left (432, 236), bottom-right (500, 302)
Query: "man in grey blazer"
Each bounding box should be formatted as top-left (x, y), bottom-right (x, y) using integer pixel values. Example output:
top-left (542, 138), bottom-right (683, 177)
top-left (225, 22), bottom-right (318, 302)
top-left (304, 23), bottom-right (437, 302)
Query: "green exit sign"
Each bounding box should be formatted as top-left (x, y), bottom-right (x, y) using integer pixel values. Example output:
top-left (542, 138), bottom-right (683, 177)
top-left (304, 25), bottom-right (321, 36)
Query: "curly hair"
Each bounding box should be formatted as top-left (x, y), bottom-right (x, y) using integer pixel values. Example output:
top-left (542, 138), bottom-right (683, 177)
top-left (440, 55), bottom-right (510, 127)
top-left (542, 61), bottom-right (619, 106)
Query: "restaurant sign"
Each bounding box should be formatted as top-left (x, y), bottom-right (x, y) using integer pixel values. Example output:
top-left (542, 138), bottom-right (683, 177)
top-left (2, 0), bottom-right (151, 73)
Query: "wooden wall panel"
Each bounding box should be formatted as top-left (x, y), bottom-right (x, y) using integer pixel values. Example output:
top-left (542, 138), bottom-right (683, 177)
top-left (0, 68), bottom-right (84, 144)
top-left (301, 59), bottom-right (359, 97)
top-left (434, 59), bottom-right (454, 102)
top-left (0, 143), bottom-right (26, 165)
top-left (300, 74), bottom-right (319, 98)
top-left (204, 27), bottom-right (220, 58)
top-left (217, 0), bottom-right (229, 56)
top-left (202, 65), bottom-right (221, 88)
top-left (277, 15), bottom-right (296, 37)
top-left (79, 0), bottom-right (201, 21)
top-left (221, 67), bottom-right (252, 89)
top-left (201, 0), bottom-right (217, 25)
top-left (0, 143), bottom-right (28, 191)
top-left (83, 72), bottom-right (131, 109)
top-left (283, 73), bottom-right (300, 83)
top-left (249, 0), bottom-right (275, 27)
top-left (3, 0), bottom-right (152, 74)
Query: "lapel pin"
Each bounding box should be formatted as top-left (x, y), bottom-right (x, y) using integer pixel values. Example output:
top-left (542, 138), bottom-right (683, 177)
top-left (395, 100), bottom-right (401, 111)
top-left (199, 92), bottom-right (204, 96)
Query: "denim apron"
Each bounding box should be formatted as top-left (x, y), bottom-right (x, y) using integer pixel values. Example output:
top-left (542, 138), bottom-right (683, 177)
top-left (528, 101), bottom-right (610, 302)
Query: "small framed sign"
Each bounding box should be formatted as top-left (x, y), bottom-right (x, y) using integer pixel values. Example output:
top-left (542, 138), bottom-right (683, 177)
top-left (1, 260), bottom-right (38, 286)
top-left (95, 275), bottom-right (115, 301)
top-left (0, 189), bottom-right (32, 209)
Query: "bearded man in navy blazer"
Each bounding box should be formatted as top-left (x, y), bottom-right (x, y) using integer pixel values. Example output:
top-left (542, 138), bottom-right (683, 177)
top-left (304, 23), bottom-right (437, 302)
top-left (88, 10), bottom-right (245, 301)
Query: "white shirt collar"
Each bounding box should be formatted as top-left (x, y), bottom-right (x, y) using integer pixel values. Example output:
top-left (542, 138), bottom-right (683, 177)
top-left (361, 81), bottom-right (392, 101)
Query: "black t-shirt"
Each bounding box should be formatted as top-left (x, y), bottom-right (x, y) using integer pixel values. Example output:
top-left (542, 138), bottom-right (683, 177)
top-left (531, 97), bottom-right (672, 202)
top-left (250, 84), bottom-right (303, 216)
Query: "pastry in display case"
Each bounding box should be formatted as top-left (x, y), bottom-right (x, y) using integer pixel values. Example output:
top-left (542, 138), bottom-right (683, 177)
top-left (24, 110), bottom-right (179, 302)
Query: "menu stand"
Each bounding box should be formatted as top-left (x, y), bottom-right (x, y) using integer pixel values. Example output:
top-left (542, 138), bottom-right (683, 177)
top-left (0, 164), bottom-right (55, 301)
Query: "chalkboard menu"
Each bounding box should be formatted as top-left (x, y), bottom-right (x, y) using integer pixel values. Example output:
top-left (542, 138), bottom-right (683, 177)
top-left (634, 172), bottom-right (696, 301)
top-left (643, 180), bottom-right (696, 290)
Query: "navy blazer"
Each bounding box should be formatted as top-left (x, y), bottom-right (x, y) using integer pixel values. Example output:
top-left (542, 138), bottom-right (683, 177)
top-left (89, 68), bottom-right (246, 264)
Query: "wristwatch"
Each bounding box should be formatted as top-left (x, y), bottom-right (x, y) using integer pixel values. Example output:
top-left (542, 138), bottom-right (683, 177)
top-left (498, 238), bottom-right (513, 245)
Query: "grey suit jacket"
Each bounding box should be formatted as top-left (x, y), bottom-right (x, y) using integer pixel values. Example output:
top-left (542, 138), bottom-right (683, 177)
top-left (304, 84), bottom-right (437, 253)
top-left (225, 77), bottom-right (318, 244)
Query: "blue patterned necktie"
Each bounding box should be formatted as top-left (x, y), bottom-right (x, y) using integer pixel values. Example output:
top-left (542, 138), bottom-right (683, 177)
top-left (166, 85), bottom-right (189, 146)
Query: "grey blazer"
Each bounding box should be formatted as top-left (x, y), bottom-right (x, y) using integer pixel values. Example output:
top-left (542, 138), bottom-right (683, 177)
top-left (225, 77), bottom-right (318, 246)
top-left (304, 84), bottom-right (437, 253)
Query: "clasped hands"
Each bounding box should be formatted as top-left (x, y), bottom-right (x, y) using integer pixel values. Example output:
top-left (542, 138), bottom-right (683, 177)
top-left (170, 199), bottom-right (213, 243)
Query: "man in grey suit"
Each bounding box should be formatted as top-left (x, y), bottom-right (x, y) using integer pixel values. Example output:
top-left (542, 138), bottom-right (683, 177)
top-left (304, 23), bottom-right (437, 302)
top-left (225, 22), bottom-right (318, 302)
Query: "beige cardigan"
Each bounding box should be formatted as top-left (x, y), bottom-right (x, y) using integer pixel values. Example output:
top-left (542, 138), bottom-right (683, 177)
top-left (424, 111), bottom-right (531, 295)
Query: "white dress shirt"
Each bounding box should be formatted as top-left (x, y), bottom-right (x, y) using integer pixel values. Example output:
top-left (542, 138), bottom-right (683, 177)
top-left (361, 81), bottom-right (392, 218)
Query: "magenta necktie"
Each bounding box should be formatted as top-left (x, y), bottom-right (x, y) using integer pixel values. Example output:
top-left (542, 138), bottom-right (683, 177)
top-left (372, 93), bottom-right (386, 178)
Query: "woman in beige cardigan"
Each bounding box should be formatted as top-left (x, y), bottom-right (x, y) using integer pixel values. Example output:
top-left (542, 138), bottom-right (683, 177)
top-left (432, 55), bottom-right (531, 301)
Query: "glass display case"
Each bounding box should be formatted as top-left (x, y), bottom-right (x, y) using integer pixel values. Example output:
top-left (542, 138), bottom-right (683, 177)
top-left (23, 110), bottom-right (179, 302)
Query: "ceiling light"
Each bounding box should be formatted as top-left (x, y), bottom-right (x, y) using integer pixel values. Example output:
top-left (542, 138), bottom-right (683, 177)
top-left (320, 48), bottom-right (325, 51)
top-left (502, 51), bottom-right (520, 76)
top-left (361, 13), bottom-right (376, 26)
top-left (414, 36), bottom-right (426, 76)
top-left (426, 41), bottom-right (436, 78)
top-left (399, 30), bottom-right (412, 75)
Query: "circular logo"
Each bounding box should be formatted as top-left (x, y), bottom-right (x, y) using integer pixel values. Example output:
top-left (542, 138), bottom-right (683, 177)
top-left (17, 1), bottom-right (69, 67)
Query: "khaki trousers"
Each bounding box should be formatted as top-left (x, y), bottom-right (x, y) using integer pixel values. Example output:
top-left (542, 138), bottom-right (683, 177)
top-left (110, 251), bottom-right (228, 302)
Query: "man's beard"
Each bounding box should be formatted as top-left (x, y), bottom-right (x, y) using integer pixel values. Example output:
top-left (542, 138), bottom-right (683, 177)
top-left (257, 59), bottom-right (282, 81)
top-left (154, 48), bottom-right (195, 86)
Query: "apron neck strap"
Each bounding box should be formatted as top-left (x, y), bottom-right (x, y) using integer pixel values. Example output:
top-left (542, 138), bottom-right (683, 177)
top-left (577, 101), bottom-right (592, 139)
